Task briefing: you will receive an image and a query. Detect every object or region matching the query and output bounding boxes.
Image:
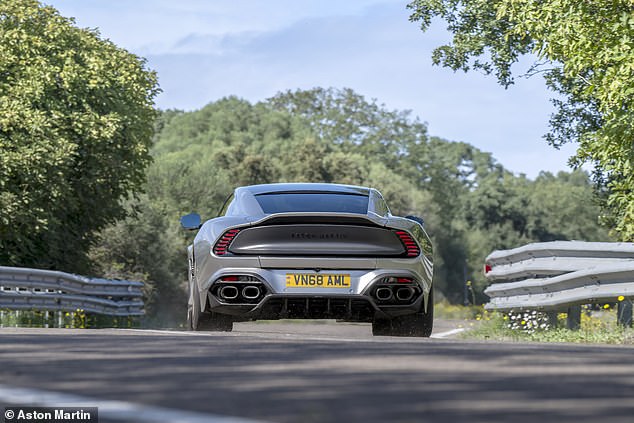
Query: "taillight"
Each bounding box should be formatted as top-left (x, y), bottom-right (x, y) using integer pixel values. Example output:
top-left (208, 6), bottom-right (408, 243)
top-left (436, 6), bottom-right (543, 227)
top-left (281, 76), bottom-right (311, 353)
top-left (395, 231), bottom-right (420, 258)
top-left (213, 229), bottom-right (241, 256)
top-left (484, 264), bottom-right (492, 274)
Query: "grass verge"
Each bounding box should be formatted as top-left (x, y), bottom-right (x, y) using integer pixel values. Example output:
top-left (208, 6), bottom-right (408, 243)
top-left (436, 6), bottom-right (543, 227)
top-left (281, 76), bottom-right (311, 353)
top-left (460, 308), bottom-right (634, 345)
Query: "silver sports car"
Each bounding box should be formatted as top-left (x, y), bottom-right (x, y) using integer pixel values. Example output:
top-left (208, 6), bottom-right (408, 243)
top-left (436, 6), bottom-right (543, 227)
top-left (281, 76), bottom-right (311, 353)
top-left (180, 183), bottom-right (434, 337)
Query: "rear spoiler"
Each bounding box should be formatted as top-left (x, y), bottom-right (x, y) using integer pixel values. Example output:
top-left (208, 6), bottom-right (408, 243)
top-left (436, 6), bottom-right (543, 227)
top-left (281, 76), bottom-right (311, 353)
top-left (247, 212), bottom-right (389, 228)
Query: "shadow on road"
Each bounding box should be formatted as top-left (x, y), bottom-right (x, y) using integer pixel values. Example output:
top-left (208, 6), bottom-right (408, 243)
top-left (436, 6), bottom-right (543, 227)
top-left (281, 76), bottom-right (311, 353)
top-left (0, 328), bottom-right (633, 422)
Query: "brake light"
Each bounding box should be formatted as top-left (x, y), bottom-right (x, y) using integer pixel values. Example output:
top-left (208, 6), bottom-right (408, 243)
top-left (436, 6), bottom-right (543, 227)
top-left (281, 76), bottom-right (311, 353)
top-left (395, 231), bottom-right (420, 258)
top-left (484, 264), bottom-right (492, 274)
top-left (213, 229), bottom-right (241, 256)
top-left (397, 277), bottom-right (413, 283)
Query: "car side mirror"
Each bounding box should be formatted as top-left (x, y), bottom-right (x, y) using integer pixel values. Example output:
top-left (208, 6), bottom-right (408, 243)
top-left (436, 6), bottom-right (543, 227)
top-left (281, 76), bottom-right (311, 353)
top-left (405, 215), bottom-right (424, 227)
top-left (180, 213), bottom-right (201, 230)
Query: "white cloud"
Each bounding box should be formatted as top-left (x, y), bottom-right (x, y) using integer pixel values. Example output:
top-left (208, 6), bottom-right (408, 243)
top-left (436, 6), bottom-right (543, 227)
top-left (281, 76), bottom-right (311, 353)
top-left (45, 0), bottom-right (392, 54)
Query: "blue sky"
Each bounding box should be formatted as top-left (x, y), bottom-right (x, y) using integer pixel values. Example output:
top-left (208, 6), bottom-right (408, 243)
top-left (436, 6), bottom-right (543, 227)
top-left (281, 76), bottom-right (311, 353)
top-left (44, 0), bottom-right (578, 178)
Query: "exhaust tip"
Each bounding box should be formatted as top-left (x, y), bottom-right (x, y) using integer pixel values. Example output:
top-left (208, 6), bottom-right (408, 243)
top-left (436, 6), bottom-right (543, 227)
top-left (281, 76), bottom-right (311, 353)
top-left (218, 285), bottom-right (239, 300)
top-left (375, 287), bottom-right (394, 301)
top-left (242, 285), bottom-right (261, 300)
top-left (395, 287), bottom-right (414, 302)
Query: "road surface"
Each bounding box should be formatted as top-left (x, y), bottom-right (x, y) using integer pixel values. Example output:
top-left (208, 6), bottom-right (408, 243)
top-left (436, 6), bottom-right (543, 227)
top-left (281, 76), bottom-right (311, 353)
top-left (0, 321), bottom-right (633, 422)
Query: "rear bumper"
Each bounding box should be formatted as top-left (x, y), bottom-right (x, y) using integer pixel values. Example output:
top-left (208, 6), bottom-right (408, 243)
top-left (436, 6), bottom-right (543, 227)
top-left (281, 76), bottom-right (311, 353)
top-left (202, 266), bottom-right (431, 321)
top-left (209, 293), bottom-right (425, 322)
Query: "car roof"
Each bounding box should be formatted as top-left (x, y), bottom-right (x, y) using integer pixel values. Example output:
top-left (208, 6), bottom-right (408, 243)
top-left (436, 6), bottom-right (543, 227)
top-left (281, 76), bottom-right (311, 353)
top-left (240, 183), bottom-right (371, 196)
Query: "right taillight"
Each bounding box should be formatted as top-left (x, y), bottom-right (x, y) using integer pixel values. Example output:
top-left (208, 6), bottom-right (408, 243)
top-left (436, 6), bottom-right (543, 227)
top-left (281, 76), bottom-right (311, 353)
top-left (213, 229), bottom-right (241, 256)
top-left (395, 230), bottom-right (420, 258)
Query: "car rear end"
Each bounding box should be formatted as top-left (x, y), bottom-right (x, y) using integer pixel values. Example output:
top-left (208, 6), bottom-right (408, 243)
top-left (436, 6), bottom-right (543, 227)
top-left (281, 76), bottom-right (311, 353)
top-left (193, 186), bottom-right (433, 335)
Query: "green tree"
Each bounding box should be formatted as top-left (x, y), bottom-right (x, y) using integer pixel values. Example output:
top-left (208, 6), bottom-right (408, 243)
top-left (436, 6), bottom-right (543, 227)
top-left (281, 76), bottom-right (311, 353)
top-left (0, 0), bottom-right (159, 272)
top-left (269, 87), bottom-right (429, 166)
top-left (407, 0), bottom-right (634, 239)
top-left (463, 170), bottom-right (610, 300)
top-left (89, 199), bottom-right (185, 326)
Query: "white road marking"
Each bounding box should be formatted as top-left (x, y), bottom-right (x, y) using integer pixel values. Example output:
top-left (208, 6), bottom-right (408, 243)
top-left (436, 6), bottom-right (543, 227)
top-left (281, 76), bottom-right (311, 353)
top-left (430, 328), bottom-right (466, 338)
top-left (0, 384), bottom-right (266, 423)
top-left (114, 328), bottom-right (201, 336)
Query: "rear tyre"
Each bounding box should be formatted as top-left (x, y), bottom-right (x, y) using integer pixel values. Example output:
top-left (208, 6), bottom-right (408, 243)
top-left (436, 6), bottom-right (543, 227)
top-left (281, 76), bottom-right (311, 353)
top-left (371, 288), bottom-right (434, 337)
top-left (371, 318), bottom-right (392, 336)
top-left (187, 277), bottom-right (196, 331)
top-left (189, 278), bottom-right (233, 332)
top-left (395, 288), bottom-right (434, 337)
top-left (197, 311), bottom-right (233, 332)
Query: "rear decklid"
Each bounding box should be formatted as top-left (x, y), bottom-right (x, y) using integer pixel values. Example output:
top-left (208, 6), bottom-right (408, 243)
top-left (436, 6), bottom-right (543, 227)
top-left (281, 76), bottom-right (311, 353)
top-left (225, 213), bottom-right (416, 258)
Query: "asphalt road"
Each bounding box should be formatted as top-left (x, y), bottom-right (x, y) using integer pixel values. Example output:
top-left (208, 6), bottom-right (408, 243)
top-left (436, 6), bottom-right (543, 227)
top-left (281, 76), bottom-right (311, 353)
top-left (1, 321), bottom-right (633, 423)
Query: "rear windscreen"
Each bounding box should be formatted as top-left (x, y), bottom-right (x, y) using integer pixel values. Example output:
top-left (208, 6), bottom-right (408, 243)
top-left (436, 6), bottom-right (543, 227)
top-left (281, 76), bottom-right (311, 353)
top-left (254, 193), bottom-right (369, 214)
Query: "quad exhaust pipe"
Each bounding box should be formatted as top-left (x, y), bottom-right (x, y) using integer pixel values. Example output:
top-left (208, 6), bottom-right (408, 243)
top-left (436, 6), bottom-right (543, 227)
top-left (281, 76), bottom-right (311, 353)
top-left (375, 287), bottom-right (394, 301)
top-left (218, 285), bottom-right (239, 300)
top-left (374, 286), bottom-right (416, 303)
top-left (216, 283), bottom-right (263, 303)
top-left (242, 285), bottom-right (261, 300)
top-left (395, 287), bottom-right (414, 302)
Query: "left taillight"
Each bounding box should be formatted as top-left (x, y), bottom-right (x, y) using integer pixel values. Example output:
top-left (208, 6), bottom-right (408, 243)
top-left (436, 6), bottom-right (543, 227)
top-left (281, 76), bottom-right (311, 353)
top-left (395, 230), bottom-right (420, 258)
top-left (213, 229), bottom-right (241, 256)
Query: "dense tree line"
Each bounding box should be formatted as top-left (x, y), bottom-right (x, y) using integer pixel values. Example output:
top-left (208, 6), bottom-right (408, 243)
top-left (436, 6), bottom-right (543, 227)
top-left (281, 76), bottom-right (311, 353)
top-left (88, 88), bottom-right (609, 324)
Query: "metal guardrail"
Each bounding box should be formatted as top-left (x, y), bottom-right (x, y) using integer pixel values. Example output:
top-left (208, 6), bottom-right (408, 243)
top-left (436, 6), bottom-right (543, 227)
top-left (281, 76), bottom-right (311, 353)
top-left (0, 266), bottom-right (144, 316)
top-left (484, 241), bottom-right (634, 328)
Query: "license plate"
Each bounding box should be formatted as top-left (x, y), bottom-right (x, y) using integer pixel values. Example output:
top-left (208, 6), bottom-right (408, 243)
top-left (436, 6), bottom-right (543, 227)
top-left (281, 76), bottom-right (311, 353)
top-left (285, 273), bottom-right (351, 288)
